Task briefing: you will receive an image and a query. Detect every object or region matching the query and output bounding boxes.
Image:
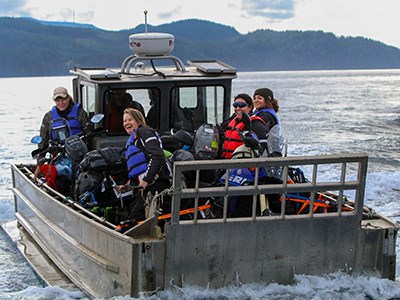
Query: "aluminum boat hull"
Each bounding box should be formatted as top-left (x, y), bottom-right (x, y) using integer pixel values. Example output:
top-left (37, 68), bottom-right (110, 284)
top-left (5, 153), bottom-right (398, 298)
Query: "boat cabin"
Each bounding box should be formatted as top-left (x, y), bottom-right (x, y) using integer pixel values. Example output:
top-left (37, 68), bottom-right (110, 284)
top-left (70, 33), bottom-right (237, 149)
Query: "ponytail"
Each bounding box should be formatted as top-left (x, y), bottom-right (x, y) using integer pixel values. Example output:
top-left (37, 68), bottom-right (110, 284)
top-left (272, 99), bottom-right (279, 113)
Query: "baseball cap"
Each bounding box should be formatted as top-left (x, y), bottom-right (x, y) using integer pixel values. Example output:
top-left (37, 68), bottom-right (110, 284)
top-left (53, 87), bottom-right (69, 100)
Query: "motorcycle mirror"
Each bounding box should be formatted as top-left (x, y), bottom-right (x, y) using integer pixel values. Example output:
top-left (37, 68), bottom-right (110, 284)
top-left (31, 136), bottom-right (43, 144)
top-left (91, 114), bottom-right (104, 124)
top-left (242, 113), bottom-right (251, 131)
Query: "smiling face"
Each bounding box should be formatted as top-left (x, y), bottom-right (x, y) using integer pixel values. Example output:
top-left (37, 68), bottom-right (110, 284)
top-left (54, 96), bottom-right (70, 111)
top-left (253, 94), bottom-right (272, 110)
top-left (233, 98), bottom-right (252, 120)
top-left (123, 112), bottom-right (140, 135)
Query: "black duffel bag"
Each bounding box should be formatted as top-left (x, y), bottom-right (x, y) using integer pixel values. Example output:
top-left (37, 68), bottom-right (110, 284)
top-left (80, 147), bottom-right (127, 175)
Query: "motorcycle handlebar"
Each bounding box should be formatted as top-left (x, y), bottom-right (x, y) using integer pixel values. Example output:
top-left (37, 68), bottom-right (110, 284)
top-left (238, 131), bottom-right (263, 157)
top-left (31, 143), bottom-right (63, 159)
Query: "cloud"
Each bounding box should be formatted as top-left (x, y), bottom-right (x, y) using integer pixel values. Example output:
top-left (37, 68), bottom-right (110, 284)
top-left (241, 0), bottom-right (295, 20)
top-left (76, 10), bottom-right (95, 23)
top-left (0, 0), bottom-right (30, 15)
top-left (157, 7), bottom-right (181, 21)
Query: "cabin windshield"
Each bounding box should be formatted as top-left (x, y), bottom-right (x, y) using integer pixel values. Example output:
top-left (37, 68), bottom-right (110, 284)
top-left (78, 82), bottom-right (226, 135)
top-left (171, 85), bottom-right (224, 132)
top-left (102, 88), bottom-right (160, 134)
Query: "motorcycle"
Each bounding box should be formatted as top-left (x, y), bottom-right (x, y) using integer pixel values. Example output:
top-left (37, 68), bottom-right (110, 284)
top-left (213, 113), bottom-right (287, 217)
top-left (31, 114), bottom-right (104, 195)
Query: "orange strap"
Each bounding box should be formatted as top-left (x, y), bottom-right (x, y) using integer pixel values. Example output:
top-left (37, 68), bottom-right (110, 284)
top-left (158, 204), bottom-right (211, 220)
top-left (281, 192), bottom-right (352, 215)
top-left (280, 195), bottom-right (330, 214)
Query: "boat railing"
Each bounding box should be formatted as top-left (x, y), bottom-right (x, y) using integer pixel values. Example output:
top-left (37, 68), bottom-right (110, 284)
top-left (120, 54), bottom-right (187, 74)
top-left (17, 165), bottom-right (117, 230)
top-left (169, 153), bottom-right (368, 224)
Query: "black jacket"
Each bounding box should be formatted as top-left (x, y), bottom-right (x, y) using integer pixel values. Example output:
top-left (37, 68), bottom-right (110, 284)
top-left (135, 125), bottom-right (170, 185)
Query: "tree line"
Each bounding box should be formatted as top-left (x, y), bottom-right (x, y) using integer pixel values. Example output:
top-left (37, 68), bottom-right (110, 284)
top-left (1, 17), bottom-right (400, 77)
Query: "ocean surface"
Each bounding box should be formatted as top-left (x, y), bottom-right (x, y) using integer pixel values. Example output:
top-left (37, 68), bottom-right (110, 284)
top-left (1, 69), bottom-right (400, 299)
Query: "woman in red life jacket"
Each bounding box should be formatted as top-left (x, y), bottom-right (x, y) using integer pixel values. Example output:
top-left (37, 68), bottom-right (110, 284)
top-left (220, 93), bottom-right (268, 159)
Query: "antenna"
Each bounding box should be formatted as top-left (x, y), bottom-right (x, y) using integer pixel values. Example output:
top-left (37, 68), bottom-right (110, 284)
top-left (144, 10), bottom-right (148, 33)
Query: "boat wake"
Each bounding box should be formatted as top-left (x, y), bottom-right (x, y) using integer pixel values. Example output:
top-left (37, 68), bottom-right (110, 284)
top-left (1, 286), bottom-right (86, 300)
top-left (3, 271), bottom-right (400, 300)
top-left (121, 272), bottom-right (400, 300)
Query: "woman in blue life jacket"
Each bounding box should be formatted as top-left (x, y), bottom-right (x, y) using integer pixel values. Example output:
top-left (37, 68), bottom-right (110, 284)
top-left (253, 88), bottom-right (280, 133)
top-left (116, 108), bottom-right (171, 231)
top-left (38, 86), bottom-right (89, 150)
top-left (220, 93), bottom-right (268, 159)
top-left (34, 87), bottom-right (89, 185)
top-left (252, 88), bottom-right (285, 214)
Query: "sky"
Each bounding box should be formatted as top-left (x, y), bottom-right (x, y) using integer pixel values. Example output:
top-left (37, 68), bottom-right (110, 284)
top-left (1, 0), bottom-right (400, 49)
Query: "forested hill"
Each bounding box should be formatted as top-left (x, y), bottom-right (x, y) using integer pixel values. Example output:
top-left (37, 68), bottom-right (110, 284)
top-left (1, 17), bottom-right (400, 77)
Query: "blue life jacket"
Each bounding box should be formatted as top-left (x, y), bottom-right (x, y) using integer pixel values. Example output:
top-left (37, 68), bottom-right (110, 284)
top-left (125, 133), bottom-right (148, 179)
top-left (254, 108), bottom-right (279, 124)
top-left (51, 103), bottom-right (83, 140)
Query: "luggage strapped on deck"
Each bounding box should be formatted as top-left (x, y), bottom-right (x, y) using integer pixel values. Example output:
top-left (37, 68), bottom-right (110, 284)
top-left (74, 147), bottom-right (128, 207)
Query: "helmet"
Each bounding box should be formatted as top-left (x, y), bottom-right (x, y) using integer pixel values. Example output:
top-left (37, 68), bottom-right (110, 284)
top-left (65, 135), bottom-right (88, 163)
top-left (231, 145), bottom-right (253, 159)
top-left (173, 129), bottom-right (194, 147)
top-left (193, 124), bottom-right (219, 158)
top-left (170, 149), bottom-right (195, 163)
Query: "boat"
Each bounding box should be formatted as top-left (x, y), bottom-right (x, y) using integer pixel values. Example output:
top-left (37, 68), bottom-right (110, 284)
top-left (2, 19), bottom-right (399, 299)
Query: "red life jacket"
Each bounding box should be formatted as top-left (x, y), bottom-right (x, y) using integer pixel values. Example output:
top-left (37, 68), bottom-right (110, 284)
top-left (221, 115), bottom-right (265, 159)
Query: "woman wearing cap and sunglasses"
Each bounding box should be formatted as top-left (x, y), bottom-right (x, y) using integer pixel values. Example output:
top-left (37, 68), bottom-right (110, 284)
top-left (220, 93), bottom-right (268, 159)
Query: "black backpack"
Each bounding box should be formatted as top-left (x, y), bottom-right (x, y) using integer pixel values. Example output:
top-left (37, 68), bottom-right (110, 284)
top-left (80, 147), bottom-right (127, 175)
top-left (74, 147), bottom-right (128, 206)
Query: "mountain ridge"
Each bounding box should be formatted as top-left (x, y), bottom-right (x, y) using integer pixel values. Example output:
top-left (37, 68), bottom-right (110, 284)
top-left (1, 16), bottom-right (399, 77)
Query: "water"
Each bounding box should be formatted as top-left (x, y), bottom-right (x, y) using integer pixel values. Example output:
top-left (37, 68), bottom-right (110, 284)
top-left (1, 70), bottom-right (400, 299)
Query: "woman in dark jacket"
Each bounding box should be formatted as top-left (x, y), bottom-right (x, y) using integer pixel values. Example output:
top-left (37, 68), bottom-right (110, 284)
top-left (253, 88), bottom-right (280, 133)
top-left (116, 108), bottom-right (171, 231)
top-left (123, 108), bottom-right (170, 192)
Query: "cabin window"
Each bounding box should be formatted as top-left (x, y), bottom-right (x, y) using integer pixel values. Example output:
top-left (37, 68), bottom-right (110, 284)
top-left (81, 85), bottom-right (96, 117)
top-left (128, 88), bottom-right (160, 130)
top-left (205, 86), bottom-right (224, 125)
top-left (172, 85), bottom-right (224, 132)
top-left (103, 88), bottom-right (160, 133)
top-left (178, 87), bottom-right (198, 108)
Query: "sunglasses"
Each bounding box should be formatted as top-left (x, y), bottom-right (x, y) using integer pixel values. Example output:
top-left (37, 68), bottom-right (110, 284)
top-left (232, 102), bottom-right (247, 108)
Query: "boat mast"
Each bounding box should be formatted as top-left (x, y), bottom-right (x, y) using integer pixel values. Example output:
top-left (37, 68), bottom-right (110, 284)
top-left (144, 10), bottom-right (148, 33)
